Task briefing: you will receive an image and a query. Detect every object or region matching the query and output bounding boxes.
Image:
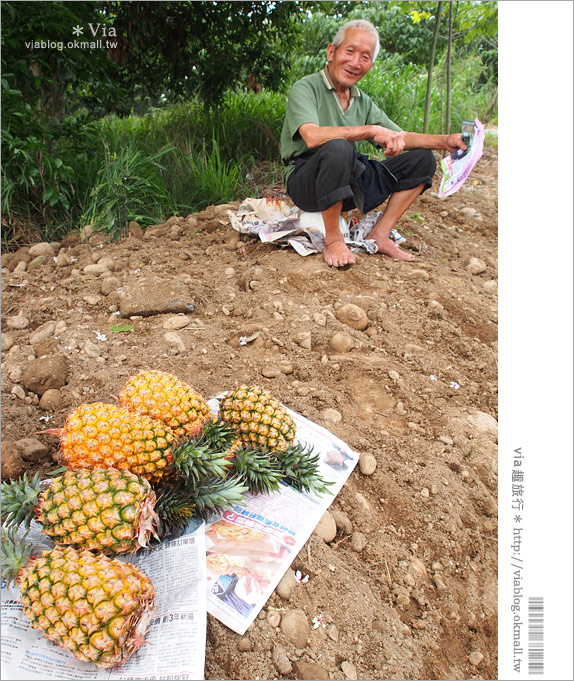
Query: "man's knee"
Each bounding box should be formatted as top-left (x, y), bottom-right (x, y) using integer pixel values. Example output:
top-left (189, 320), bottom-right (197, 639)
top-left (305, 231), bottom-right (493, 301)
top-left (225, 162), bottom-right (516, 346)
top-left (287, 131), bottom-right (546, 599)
top-left (414, 148), bottom-right (437, 176)
top-left (318, 138), bottom-right (355, 166)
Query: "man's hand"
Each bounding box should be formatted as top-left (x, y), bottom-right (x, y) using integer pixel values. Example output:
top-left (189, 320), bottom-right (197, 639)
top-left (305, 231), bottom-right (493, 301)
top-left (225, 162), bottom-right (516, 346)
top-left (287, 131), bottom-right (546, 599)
top-left (373, 126), bottom-right (405, 157)
top-left (445, 132), bottom-right (468, 153)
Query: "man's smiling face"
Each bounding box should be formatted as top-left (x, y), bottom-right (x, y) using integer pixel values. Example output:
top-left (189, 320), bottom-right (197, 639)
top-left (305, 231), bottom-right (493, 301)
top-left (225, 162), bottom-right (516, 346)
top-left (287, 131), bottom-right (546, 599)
top-left (326, 29), bottom-right (376, 92)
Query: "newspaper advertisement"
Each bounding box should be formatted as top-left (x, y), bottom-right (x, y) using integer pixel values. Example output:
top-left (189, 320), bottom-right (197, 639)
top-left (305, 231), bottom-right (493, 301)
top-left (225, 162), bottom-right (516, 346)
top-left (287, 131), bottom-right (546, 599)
top-left (204, 398), bottom-right (359, 635)
top-left (438, 117), bottom-right (485, 198)
top-left (1, 520), bottom-right (207, 681)
top-left (228, 199), bottom-right (402, 257)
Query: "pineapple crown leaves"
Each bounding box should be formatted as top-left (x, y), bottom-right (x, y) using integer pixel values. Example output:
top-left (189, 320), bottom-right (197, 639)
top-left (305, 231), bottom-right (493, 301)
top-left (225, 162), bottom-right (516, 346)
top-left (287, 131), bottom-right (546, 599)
top-left (190, 476), bottom-right (248, 518)
top-left (153, 484), bottom-right (197, 540)
top-left (276, 442), bottom-right (335, 497)
top-left (230, 447), bottom-right (282, 496)
top-left (1, 472), bottom-right (47, 529)
top-left (194, 418), bottom-right (237, 450)
top-left (172, 436), bottom-right (232, 482)
top-left (1, 525), bottom-right (34, 583)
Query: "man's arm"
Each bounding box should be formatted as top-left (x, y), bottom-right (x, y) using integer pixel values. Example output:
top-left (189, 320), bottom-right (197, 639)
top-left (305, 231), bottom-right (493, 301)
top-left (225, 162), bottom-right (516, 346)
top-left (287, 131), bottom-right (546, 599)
top-left (299, 122), bottom-right (404, 152)
top-left (401, 131), bottom-right (467, 154)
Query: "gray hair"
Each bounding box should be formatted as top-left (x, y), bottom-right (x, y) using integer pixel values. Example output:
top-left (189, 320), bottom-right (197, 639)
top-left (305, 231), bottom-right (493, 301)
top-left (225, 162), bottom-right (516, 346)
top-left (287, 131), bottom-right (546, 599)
top-left (332, 19), bottom-right (380, 62)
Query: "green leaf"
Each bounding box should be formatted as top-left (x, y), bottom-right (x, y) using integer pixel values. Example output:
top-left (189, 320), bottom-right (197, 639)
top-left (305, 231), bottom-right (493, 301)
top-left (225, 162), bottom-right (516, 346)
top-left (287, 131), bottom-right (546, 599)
top-left (110, 323), bottom-right (134, 333)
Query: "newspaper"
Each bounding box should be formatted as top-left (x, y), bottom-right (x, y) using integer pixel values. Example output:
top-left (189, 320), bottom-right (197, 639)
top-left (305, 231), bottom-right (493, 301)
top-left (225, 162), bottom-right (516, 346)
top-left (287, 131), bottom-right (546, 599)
top-left (204, 398), bottom-right (359, 635)
top-left (438, 118), bottom-right (485, 197)
top-left (228, 199), bottom-right (402, 257)
top-left (1, 520), bottom-right (207, 681)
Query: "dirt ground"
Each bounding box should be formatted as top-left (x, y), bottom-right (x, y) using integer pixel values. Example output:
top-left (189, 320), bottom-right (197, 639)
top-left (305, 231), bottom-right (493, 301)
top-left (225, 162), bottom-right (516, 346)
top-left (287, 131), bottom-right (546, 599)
top-left (1, 142), bottom-right (498, 680)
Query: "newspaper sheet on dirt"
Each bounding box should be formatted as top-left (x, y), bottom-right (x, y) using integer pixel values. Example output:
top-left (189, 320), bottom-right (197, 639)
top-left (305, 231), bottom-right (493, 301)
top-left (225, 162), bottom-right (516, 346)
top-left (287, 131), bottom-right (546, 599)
top-left (438, 118), bottom-right (485, 198)
top-left (228, 199), bottom-right (404, 257)
top-left (1, 520), bottom-right (207, 681)
top-left (204, 397), bottom-right (359, 635)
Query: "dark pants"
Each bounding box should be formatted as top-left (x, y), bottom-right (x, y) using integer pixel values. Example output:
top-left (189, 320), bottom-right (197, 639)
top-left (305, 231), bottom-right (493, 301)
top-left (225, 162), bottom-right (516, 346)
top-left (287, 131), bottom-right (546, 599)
top-left (286, 139), bottom-right (436, 214)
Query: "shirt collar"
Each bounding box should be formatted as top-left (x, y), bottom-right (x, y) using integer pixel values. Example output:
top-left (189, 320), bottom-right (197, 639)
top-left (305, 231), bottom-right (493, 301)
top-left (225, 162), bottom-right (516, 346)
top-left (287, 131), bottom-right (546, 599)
top-left (320, 67), bottom-right (361, 98)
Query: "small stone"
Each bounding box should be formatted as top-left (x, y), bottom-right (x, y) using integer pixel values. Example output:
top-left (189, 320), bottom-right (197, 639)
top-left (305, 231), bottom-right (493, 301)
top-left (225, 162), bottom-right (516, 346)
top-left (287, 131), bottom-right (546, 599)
top-left (433, 574), bottom-right (447, 591)
top-left (294, 661), bottom-right (329, 680)
top-left (388, 370), bottom-right (400, 381)
top-left (279, 361), bottom-right (293, 374)
top-left (29, 321), bottom-right (56, 346)
top-left (7, 314), bottom-right (29, 330)
top-left (331, 509), bottom-right (353, 535)
top-left (236, 638), bottom-right (252, 652)
top-left (359, 452), bottom-right (377, 475)
top-left (321, 408), bottom-right (342, 423)
top-left (261, 365), bottom-right (281, 378)
top-left (467, 257), bottom-right (487, 275)
top-left (327, 623), bottom-right (339, 641)
top-left (482, 280), bottom-right (498, 293)
top-left (39, 388), bottom-right (62, 411)
top-left (16, 438), bottom-right (49, 462)
top-left (341, 660), bottom-right (358, 680)
top-left (420, 487), bottom-right (430, 498)
top-left (21, 355), bottom-right (68, 395)
top-left (329, 331), bottom-right (354, 353)
top-left (83, 340), bottom-right (102, 358)
top-left (11, 385), bottom-right (26, 400)
top-left (267, 610), bottom-right (281, 628)
top-left (84, 263), bottom-right (110, 275)
top-left (335, 303), bottom-right (369, 330)
top-left (1, 441), bottom-right (27, 481)
top-left (467, 410), bottom-right (498, 438)
top-left (297, 331), bottom-right (312, 350)
top-left (483, 496), bottom-right (498, 516)
top-left (439, 435), bottom-right (454, 446)
top-left (162, 315), bottom-right (191, 330)
top-left (101, 276), bottom-right (121, 296)
top-left (314, 510), bottom-right (337, 543)
top-left (276, 569), bottom-right (297, 600)
top-left (468, 651), bottom-right (484, 667)
top-left (272, 645), bottom-right (293, 676)
top-left (164, 332), bottom-right (186, 354)
top-left (1, 334), bottom-right (15, 351)
top-left (351, 532), bottom-right (367, 552)
top-left (279, 609), bottom-right (310, 648)
top-left (225, 267), bottom-right (236, 278)
top-left (313, 312), bottom-right (326, 326)
top-left (28, 242), bottom-right (55, 258)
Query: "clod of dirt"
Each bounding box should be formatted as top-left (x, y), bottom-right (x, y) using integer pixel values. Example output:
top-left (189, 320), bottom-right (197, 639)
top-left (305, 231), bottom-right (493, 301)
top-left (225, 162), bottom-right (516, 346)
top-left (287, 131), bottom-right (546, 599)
top-left (335, 303), bottom-right (369, 330)
top-left (21, 355), bottom-right (68, 396)
top-left (1, 441), bottom-right (27, 480)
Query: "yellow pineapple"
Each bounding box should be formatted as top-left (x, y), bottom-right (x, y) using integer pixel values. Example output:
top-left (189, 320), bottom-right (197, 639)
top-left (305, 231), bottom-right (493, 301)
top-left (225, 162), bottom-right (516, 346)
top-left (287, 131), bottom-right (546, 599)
top-left (48, 403), bottom-right (231, 485)
top-left (118, 370), bottom-right (212, 437)
top-left (219, 385), bottom-right (296, 453)
top-left (1, 528), bottom-right (156, 668)
top-left (1, 469), bottom-right (196, 554)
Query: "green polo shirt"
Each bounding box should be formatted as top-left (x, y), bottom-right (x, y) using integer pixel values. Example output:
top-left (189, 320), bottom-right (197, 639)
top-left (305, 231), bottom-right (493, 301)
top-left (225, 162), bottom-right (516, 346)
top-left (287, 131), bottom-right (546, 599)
top-left (280, 67), bottom-right (401, 184)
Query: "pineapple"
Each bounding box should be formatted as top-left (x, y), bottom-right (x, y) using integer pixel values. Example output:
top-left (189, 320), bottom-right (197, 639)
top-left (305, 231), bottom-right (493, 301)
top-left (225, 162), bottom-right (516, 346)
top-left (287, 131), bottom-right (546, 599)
top-left (118, 370), bottom-right (212, 438)
top-left (219, 386), bottom-right (296, 453)
top-left (1, 527), bottom-right (155, 669)
top-left (47, 402), bottom-right (231, 485)
top-left (1, 469), bottom-right (196, 555)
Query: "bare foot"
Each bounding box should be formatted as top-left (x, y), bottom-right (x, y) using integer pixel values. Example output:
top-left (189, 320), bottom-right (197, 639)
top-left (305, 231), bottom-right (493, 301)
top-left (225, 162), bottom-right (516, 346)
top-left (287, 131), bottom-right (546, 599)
top-left (369, 230), bottom-right (414, 261)
top-left (323, 240), bottom-right (356, 267)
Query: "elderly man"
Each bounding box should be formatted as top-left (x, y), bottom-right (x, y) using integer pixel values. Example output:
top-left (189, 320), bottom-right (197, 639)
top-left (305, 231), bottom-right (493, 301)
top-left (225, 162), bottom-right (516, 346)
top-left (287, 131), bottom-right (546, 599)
top-left (281, 19), bottom-right (467, 268)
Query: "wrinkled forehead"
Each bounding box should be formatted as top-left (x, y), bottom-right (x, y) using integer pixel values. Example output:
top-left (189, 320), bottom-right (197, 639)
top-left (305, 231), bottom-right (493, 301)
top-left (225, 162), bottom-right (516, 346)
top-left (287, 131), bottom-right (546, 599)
top-left (337, 29), bottom-right (377, 58)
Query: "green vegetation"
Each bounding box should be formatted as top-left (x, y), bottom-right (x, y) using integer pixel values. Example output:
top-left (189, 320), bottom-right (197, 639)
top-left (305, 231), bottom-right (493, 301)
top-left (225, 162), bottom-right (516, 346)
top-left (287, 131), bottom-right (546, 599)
top-left (1, 1), bottom-right (497, 248)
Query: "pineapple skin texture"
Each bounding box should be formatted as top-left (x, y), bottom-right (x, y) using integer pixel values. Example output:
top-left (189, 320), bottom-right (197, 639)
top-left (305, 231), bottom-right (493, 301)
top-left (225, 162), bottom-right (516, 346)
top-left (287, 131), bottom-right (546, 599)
top-left (219, 386), bottom-right (296, 453)
top-left (60, 403), bottom-right (176, 484)
top-left (118, 370), bottom-right (212, 438)
top-left (36, 468), bottom-right (157, 555)
top-left (18, 545), bottom-right (155, 668)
